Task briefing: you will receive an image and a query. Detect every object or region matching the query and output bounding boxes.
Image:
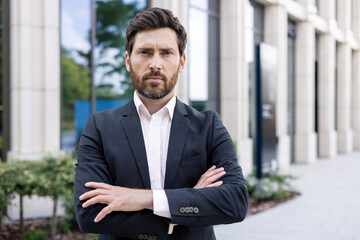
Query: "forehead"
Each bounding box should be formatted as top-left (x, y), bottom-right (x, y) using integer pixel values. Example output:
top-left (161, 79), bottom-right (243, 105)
top-left (132, 27), bottom-right (179, 51)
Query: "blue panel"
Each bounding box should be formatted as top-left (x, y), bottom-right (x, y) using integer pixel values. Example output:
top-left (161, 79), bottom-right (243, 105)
top-left (75, 99), bottom-right (130, 139)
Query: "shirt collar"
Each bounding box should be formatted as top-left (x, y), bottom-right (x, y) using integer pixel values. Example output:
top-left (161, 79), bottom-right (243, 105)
top-left (133, 91), bottom-right (176, 120)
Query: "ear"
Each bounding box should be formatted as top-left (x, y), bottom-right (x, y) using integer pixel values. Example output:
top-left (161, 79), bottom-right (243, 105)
top-left (125, 51), bottom-right (131, 72)
top-left (178, 53), bottom-right (186, 73)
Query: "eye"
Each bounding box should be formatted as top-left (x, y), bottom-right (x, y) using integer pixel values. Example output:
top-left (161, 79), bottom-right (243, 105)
top-left (162, 50), bottom-right (172, 55)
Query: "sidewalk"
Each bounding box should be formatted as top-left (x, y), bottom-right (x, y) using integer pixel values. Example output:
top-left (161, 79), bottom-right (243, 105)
top-left (214, 151), bottom-right (360, 240)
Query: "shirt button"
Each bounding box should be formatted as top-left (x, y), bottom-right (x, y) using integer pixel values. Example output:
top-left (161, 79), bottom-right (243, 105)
top-left (152, 148), bottom-right (157, 153)
top-left (152, 178), bottom-right (157, 183)
top-left (152, 122), bottom-right (157, 127)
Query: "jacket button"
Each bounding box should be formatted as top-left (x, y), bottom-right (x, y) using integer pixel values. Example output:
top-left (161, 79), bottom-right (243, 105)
top-left (194, 207), bottom-right (199, 213)
top-left (138, 233), bottom-right (144, 239)
top-left (180, 207), bottom-right (185, 213)
top-left (189, 207), bottom-right (194, 213)
top-left (185, 207), bottom-right (190, 213)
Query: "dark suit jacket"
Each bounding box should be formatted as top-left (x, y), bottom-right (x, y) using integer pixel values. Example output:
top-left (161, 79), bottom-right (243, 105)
top-left (74, 99), bottom-right (248, 240)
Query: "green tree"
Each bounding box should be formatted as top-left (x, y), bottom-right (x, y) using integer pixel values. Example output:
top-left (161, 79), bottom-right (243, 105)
top-left (9, 161), bottom-right (38, 233)
top-left (34, 156), bottom-right (76, 240)
top-left (61, 49), bottom-right (90, 126)
top-left (77, 0), bottom-right (142, 99)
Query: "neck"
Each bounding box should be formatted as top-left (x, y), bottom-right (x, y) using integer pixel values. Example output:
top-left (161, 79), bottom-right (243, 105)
top-left (136, 90), bottom-right (175, 115)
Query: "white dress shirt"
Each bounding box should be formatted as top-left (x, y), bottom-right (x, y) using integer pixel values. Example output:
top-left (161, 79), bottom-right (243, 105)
top-left (133, 92), bottom-right (174, 233)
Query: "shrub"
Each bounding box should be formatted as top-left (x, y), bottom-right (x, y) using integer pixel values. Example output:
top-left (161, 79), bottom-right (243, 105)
top-left (246, 171), bottom-right (296, 201)
top-left (0, 162), bottom-right (17, 226)
top-left (23, 229), bottom-right (48, 240)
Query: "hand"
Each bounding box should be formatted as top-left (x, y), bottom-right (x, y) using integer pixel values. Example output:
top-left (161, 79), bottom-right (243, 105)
top-left (193, 165), bottom-right (226, 189)
top-left (79, 182), bottom-right (153, 223)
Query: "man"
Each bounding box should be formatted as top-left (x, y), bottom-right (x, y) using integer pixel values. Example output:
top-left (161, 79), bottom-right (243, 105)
top-left (74, 7), bottom-right (248, 240)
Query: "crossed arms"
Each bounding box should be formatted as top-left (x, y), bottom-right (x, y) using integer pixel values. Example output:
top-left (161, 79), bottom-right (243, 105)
top-left (74, 111), bottom-right (248, 239)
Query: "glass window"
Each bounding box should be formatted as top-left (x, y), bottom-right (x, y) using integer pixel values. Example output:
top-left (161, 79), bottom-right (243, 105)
top-left (188, 0), bottom-right (220, 112)
top-left (60, 0), bottom-right (146, 152)
top-left (246, 0), bottom-right (264, 141)
top-left (61, 0), bottom-right (92, 152)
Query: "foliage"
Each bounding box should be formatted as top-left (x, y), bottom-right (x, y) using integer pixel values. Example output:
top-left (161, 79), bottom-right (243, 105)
top-left (34, 155), bottom-right (76, 240)
top-left (23, 229), bottom-right (48, 240)
top-left (0, 162), bottom-right (16, 226)
top-left (9, 161), bottom-right (38, 197)
top-left (88, 233), bottom-right (100, 239)
top-left (61, 49), bottom-right (91, 124)
top-left (246, 171), bottom-right (296, 201)
top-left (0, 155), bottom-right (76, 236)
top-left (61, 185), bottom-right (78, 231)
top-left (34, 155), bottom-right (75, 199)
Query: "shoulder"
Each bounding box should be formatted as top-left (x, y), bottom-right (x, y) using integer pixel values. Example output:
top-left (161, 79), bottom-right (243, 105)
top-left (177, 100), bottom-right (221, 125)
top-left (90, 100), bottom-right (134, 124)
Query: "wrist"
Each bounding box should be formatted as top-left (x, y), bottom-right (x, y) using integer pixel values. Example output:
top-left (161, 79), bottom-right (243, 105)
top-left (141, 189), bottom-right (153, 210)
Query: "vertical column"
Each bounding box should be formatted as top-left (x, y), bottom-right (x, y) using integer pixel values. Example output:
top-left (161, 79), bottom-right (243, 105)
top-left (7, 0), bottom-right (64, 221)
top-left (220, 0), bottom-right (252, 175)
top-left (8, 0), bottom-right (61, 161)
top-left (352, 0), bottom-right (360, 150)
top-left (151, 0), bottom-right (189, 103)
top-left (353, 51), bottom-right (360, 150)
top-left (318, 34), bottom-right (337, 157)
top-left (295, 21), bottom-right (317, 163)
top-left (336, 0), bottom-right (353, 153)
top-left (336, 44), bottom-right (353, 153)
top-left (264, 4), bottom-right (290, 170)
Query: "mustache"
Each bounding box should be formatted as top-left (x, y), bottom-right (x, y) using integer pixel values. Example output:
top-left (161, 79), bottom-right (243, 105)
top-left (143, 70), bottom-right (166, 80)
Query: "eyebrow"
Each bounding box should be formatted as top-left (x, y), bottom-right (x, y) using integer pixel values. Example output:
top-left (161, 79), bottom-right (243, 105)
top-left (136, 47), bottom-right (176, 52)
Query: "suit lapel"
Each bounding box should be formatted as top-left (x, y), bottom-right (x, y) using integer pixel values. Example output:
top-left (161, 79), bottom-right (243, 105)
top-left (119, 100), bottom-right (151, 189)
top-left (165, 100), bottom-right (190, 189)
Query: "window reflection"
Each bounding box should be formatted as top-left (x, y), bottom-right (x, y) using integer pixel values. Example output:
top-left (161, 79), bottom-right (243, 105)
top-left (61, 0), bottom-right (91, 152)
top-left (188, 0), bottom-right (220, 112)
top-left (60, 0), bottom-right (146, 152)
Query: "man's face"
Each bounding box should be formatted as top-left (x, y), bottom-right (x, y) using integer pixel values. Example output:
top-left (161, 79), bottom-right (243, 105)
top-left (125, 27), bottom-right (185, 99)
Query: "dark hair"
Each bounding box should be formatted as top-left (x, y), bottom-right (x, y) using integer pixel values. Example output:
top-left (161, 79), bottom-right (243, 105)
top-left (125, 7), bottom-right (187, 56)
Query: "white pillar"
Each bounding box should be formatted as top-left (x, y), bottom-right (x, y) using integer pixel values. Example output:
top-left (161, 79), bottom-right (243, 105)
top-left (295, 21), bottom-right (317, 163)
top-left (336, 44), bottom-right (353, 153)
top-left (264, 4), bottom-right (290, 170)
top-left (336, 0), bottom-right (353, 153)
top-left (318, 34), bottom-right (337, 157)
top-left (8, 0), bottom-right (61, 161)
top-left (7, 0), bottom-right (64, 221)
top-left (220, 0), bottom-right (252, 176)
top-left (352, 0), bottom-right (360, 150)
top-left (353, 51), bottom-right (360, 150)
top-left (151, 0), bottom-right (189, 103)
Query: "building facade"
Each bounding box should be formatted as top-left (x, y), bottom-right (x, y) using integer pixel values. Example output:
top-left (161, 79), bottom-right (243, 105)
top-left (1, 0), bottom-right (360, 218)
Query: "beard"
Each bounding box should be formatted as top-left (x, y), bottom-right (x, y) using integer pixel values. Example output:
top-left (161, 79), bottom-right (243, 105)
top-left (129, 62), bottom-right (180, 100)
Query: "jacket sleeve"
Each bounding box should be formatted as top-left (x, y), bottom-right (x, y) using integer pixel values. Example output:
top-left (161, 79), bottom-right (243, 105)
top-left (74, 114), bottom-right (169, 239)
top-left (165, 112), bottom-right (249, 226)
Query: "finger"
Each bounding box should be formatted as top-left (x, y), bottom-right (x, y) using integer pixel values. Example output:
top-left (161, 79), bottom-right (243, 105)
top-left (203, 170), bottom-right (226, 185)
top-left (203, 165), bottom-right (216, 175)
top-left (94, 205), bottom-right (113, 223)
top-left (206, 181), bottom-right (223, 188)
top-left (194, 170), bottom-right (225, 189)
top-left (85, 182), bottom-right (112, 190)
top-left (203, 167), bottom-right (224, 179)
top-left (82, 195), bottom-right (110, 208)
top-left (198, 167), bottom-right (224, 184)
top-left (79, 189), bottom-right (109, 201)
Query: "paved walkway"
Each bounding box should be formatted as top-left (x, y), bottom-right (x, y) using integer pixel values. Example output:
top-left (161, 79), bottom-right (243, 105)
top-left (214, 151), bottom-right (360, 240)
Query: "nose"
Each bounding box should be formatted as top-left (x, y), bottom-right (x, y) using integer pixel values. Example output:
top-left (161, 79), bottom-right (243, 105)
top-left (149, 54), bottom-right (161, 71)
